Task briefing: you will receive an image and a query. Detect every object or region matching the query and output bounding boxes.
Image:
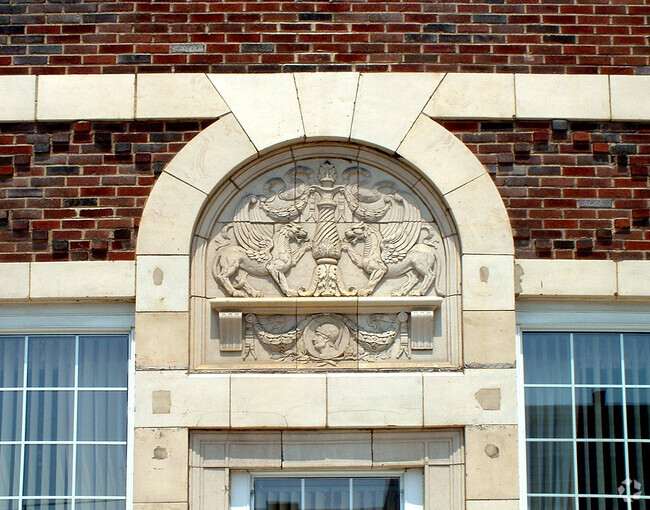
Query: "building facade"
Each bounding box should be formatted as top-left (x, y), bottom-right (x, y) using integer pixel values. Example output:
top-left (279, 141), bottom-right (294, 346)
top-left (1, 3), bottom-right (650, 510)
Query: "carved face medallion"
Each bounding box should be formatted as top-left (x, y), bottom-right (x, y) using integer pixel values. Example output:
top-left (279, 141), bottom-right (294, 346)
top-left (303, 316), bottom-right (350, 360)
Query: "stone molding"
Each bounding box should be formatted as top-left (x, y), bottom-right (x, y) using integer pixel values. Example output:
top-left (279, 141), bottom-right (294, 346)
top-left (188, 430), bottom-right (465, 510)
top-left (515, 259), bottom-right (650, 300)
top-left (2, 72), bottom-right (649, 122)
top-left (2, 259), bottom-right (649, 303)
top-left (0, 261), bottom-right (135, 302)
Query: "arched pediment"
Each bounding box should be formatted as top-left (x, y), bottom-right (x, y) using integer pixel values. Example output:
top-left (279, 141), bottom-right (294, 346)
top-left (134, 73), bottom-right (514, 371)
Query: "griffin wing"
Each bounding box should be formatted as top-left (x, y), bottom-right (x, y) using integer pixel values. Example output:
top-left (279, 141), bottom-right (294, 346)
top-left (233, 196), bottom-right (274, 264)
top-left (379, 192), bottom-right (422, 265)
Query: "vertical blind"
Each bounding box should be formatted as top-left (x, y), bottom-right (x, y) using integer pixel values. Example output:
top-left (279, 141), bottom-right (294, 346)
top-left (0, 334), bottom-right (129, 510)
top-left (523, 332), bottom-right (649, 510)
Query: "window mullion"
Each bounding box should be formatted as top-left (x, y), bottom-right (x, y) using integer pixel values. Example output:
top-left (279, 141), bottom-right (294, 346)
top-left (570, 333), bottom-right (579, 507)
top-left (71, 335), bottom-right (80, 509)
top-left (18, 336), bottom-right (28, 509)
top-left (620, 333), bottom-right (631, 510)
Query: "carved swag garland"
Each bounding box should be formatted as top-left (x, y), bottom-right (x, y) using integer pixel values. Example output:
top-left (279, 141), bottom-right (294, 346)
top-left (211, 160), bottom-right (445, 364)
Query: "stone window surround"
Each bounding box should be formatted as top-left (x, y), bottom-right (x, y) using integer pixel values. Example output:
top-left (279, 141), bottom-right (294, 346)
top-left (188, 430), bottom-right (465, 510)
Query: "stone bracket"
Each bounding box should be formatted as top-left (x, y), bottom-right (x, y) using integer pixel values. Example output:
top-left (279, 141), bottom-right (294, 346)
top-left (411, 310), bottom-right (435, 350)
top-left (218, 311), bottom-right (243, 352)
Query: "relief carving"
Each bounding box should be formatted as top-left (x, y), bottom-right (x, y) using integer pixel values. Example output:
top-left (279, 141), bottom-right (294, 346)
top-left (199, 152), bottom-right (458, 369)
top-left (244, 312), bottom-right (409, 365)
top-left (210, 160), bottom-right (445, 298)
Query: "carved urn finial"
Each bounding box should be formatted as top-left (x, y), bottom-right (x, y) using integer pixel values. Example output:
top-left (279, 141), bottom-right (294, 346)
top-left (317, 160), bottom-right (337, 188)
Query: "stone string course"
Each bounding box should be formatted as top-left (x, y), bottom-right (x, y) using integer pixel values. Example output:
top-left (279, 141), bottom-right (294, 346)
top-left (0, 0), bottom-right (649, 75)
top-left (1, 120), bottom-right (648, 262)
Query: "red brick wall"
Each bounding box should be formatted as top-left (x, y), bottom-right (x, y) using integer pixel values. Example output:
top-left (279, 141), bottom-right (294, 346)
top-left (0, 121), bottom-right (212, 262)
top-left (1, 120), bottom-right (648, 262)
top-left (1, 1), bottom-right (649, 75)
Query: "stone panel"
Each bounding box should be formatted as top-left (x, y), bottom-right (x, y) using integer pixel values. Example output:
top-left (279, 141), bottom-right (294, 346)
top-left (135, 312), bottom-right (189, 368)
top-left (230, 374), bottom-right (326, 428)
top-left (37, 74), bottom-right (135, 121)
top-left (463, 311), bottom-right (516, 366)
top-left (135, 371), bottom-right (229, 427)
top-left (0, 262), bottom-right (30, 300)
top-left (516, 259), bottom-right (616, 298)
top-left (282, 431), bottom-right (372, 468)
top-left (465, 425), bottom-right (519, 500)
top-left (462, 255), bottom-right (515, 311)
top-left (134, 427), bottom-right (188, 503)
top-left (136, 73), bottom-right (230, 119)
top-left (208, 73), bottom-right (304, 151)
top-left (351, 73), bottom-right (444, 152)
top-left (136, 256), bottom-right (189, 312)
top-left (137, 172), bottom-right (208, 256)
top-left (30, 261), bottom-right (135, 300)
top-left (327, 373), bottom-right (423, 427)
top-left (295, 72), bottom-right (359, 139)
top-left (423, 370), bottom-right (517, 426)
top-left (424, 73), bottom-right (515, 120)
top-left (0, 75), bottom-right (36, 121)
top-left (515, 74), bottom-right (610, 120)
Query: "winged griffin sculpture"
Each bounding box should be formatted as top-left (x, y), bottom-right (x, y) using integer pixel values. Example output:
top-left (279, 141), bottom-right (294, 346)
top-left (211, 161), bottom-right (445, 298)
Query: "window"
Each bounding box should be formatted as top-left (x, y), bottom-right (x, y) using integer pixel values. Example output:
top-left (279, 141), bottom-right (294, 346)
top-left (250, 475), bottom-right (401, 510)
top-left (0, 303), bottom-right (133, 510)
top-left (522, 331), bottom-right (649, 509)
top-left (231, 470), bottom-right (421, 510)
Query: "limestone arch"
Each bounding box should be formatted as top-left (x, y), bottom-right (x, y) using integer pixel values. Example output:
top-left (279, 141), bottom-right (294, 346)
top-left (134, 74), bottom-right (514, 370)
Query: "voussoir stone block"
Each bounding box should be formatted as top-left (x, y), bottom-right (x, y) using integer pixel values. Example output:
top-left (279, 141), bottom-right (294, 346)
top-left (0, 75), bottom-right (36, 122)
top-left (327, 373), bottom-right (423, 427)
top-left (136, 256), bottom-right (189, 312)
top-left (445, 174), bottom-right (514, 255)
top-left (135, 371), bottom-right (229, 428)
top-left (610, 76), bottom-right (650, 121)
top-left (515, 74), bottom-right (610, 120)
top-left (516, 259), bottom-right (616, 298)
top-left (163, 113), bottom-right (257, 195)
top-left (134, 427), bottom-right (189, 504)
top-left (37, 74), bottom-right (135, 121)
top-left (465, 425), bottom-right (519, 500)
top-left (208, 73), bottom-right (304, 151)
top-left (295, 72), bottom-right (359, 139)
top-left (351, 73), bottom-right (445, 152)
top-left (136, 73), bottom-right (230, 119)
top-left (137, 172), bottom-right (208, 255)
top-left (424, 73), bottom-right (515, 120)
top-left (230, 374), bottom-right (327, 428)
top-left (30, 261), bottom-right (135, 300)
top-left (0, 262), bottom-right (30, 300)
top-left (397, 114), bottom-right (485, 195)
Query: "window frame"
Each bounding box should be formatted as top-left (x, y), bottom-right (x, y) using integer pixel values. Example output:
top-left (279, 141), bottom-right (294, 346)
top-left (232, 470), bottom-right (421, 510)
top-left (516, 300), bottom-right (650, 509)
top-left (0, 302), bottom-right (135, 510)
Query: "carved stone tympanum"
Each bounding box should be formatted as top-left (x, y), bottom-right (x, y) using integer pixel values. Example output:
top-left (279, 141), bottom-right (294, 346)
top-left (211, 159), bottom-right (445, 299)
top-left (194, 148), bottom-right (460, 370)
